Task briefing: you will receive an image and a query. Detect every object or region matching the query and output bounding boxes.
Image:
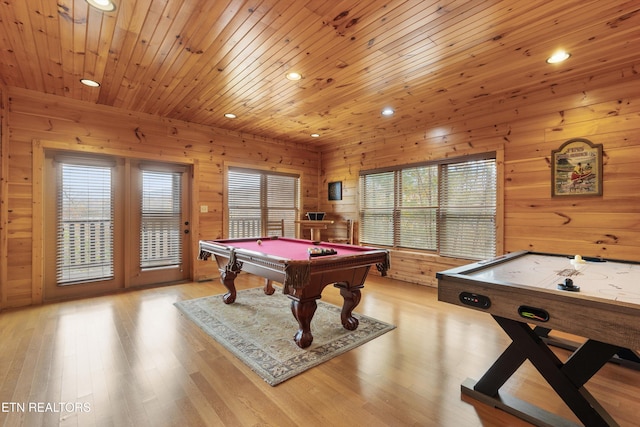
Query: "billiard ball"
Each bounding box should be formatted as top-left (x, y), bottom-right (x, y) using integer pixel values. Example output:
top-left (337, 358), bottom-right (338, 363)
top-left (257, 240), bottom-right (262, 245)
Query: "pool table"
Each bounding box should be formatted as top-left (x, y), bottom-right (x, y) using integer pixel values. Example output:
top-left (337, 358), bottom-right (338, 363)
top-left (198, 237), bottom-right (390, 348)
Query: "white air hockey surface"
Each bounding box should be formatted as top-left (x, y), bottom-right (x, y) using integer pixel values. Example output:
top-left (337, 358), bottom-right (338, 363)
top-left (467, 253), bottom-right (640, 305)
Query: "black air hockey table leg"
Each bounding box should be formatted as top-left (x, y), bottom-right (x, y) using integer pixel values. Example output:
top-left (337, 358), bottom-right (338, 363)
top-left (534, 325), bottom-right (640, 371)
top-left (463, 315), bottom-right (621, 427)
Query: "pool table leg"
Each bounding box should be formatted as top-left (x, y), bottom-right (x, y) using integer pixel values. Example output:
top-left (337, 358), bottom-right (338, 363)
top-left (290, 298), bottom-right (317, 348)
top-left (219, 269), bottom-right (238, 304)
top-left (263, 279), bottom-right (276, 295)
top-left (335, 284), bottom-right (363, 330)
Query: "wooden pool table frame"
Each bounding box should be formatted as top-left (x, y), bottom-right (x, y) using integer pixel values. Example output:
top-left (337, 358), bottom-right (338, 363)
top-left (198, 237), bottom-right (390, 349)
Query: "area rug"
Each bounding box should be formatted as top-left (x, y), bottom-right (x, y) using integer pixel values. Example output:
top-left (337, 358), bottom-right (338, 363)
top-left (174, 287), bottom-right (395, 386)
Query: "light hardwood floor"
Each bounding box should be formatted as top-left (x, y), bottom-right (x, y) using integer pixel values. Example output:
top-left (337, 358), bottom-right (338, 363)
top-left (1, 274), bottom-right (639, 427)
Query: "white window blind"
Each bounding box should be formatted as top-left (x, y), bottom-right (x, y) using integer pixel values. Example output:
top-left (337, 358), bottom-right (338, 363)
top-left (359, 155), bottom-right (497, 260)
top-left (359, 167), bottom-right (437, 248)
top-left (359, 171), bottom-right (394, 246)
top-left (227, 168), bottom-right (299, 238)
top-left (228, 170), bottom-right (262, 237)
top-left (439, 159), bottom-right (497, 260)
top-left (399, 166), bottom-right (438, 249)
top-left (57, 163), bottom-right (114, 285)
top-left (266, 174), bottom-right (298, 236)
top-left (140, 170), bottom-right (183, 269)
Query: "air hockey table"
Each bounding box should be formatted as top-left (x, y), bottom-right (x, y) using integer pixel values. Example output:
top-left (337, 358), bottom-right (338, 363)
top-left (436, 250), bottom-right (640, 427)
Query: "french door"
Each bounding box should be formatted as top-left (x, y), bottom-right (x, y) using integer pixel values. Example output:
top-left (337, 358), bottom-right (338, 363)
top-left (43, 153), bottom-right (191, 301)
top-left (128, 161), bottom-right (190, 287)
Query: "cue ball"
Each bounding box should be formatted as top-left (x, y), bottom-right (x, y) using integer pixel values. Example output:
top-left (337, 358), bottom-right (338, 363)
top-left (257, 240), bottom-right (262, 245)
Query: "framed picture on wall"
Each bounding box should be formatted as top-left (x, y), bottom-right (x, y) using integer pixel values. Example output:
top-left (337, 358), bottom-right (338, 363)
top-left (328, 181), bottom-right (342, 201)
top-left (551, 138), bottom-right (603, 197)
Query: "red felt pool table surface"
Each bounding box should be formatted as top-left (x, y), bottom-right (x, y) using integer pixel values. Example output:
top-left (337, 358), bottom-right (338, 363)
top-left (209, 237), bottom-right (370, 261)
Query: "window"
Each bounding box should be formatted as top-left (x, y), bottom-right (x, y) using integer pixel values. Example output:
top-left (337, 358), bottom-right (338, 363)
top-left (56, 161), bottom-right (114, 285)
top-left (227, 168), bottom-right (299, 238)
top-left (359, 155), bottom-right (497, 260)
top-left (360, 166), bottom-right (438, 249)
top-left (439, 159), bottom-right (497, 259)
top-left (140, 169), bottom-right (183, 269)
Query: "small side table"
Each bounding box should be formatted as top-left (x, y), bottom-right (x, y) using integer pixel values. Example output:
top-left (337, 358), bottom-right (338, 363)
top-left (295, 220), bottom-right (334, 241)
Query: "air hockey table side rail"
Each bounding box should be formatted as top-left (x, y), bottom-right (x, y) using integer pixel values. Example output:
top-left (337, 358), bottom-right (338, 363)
top-left (436, 251), bottom-right (640, 351)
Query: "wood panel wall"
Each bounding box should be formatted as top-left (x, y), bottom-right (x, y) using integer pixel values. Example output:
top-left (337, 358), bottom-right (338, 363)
top-left (0, 87), bottom-right (320, 309)
top-left (1, 86), bottom-right (7, 307)
top-left (319, 66), bottom-right (640, 286)
top-left (2, 63), bottom-right (640, 307)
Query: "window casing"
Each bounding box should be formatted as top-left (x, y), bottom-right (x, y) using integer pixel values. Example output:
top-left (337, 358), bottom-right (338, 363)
top-left (359, 154), bottom-right (497, 260)
top-left (227, 168), bottom-right (299, 238)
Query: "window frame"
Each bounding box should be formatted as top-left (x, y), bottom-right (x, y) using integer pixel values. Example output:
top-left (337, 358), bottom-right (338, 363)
top-left (225, 165), bottom-right (301, 238)
top-left (359, 152), bottom-right (499, 260)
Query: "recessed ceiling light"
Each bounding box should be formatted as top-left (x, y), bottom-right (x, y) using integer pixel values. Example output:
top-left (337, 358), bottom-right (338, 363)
top-left (85, 0), bottom-right (116, 12)
top-left (381, 107), bottom-right (395, 116)
top-left (80, 78), bottom-right (100, 87)
top-left (286, 72), bottom-right (302, 81)
top-left (310, 133), bottom-right (320, 138)
top-left (546, 50), bottom-right (571, 64)
top-left (224, 113), bottom-right (237, 119)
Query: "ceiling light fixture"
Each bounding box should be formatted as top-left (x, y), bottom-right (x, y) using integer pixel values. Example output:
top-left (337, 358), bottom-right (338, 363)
top-left (286, 72), bottom-right (302, 81)
top-left (85, 0), bottom-right (116, 11)
top-left (310, 133), bottom-right (320, 138)
top-left (80, 78), bottom-right (100, 87)
top-left (224, 113), bottom-right (237, 119)
top-left (546, 50), bottom-right (571, 64)
top-left (381, 107), bottom-right (395, 116)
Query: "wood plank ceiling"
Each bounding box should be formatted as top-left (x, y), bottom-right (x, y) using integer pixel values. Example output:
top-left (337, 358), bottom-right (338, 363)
top-left (1, 0), bottom-right (639, 147)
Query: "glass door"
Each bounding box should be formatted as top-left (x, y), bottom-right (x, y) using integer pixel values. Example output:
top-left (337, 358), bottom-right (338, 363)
top-left (43, 154), bottom-right (191, 300)
top-left (44, 153), bottom-right (125, 300)
top-left (127, 162), bottom-right (191, 287)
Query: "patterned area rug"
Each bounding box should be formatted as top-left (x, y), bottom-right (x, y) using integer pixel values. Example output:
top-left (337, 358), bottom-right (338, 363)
top-left (174, 287), bottom-right (395, 386)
